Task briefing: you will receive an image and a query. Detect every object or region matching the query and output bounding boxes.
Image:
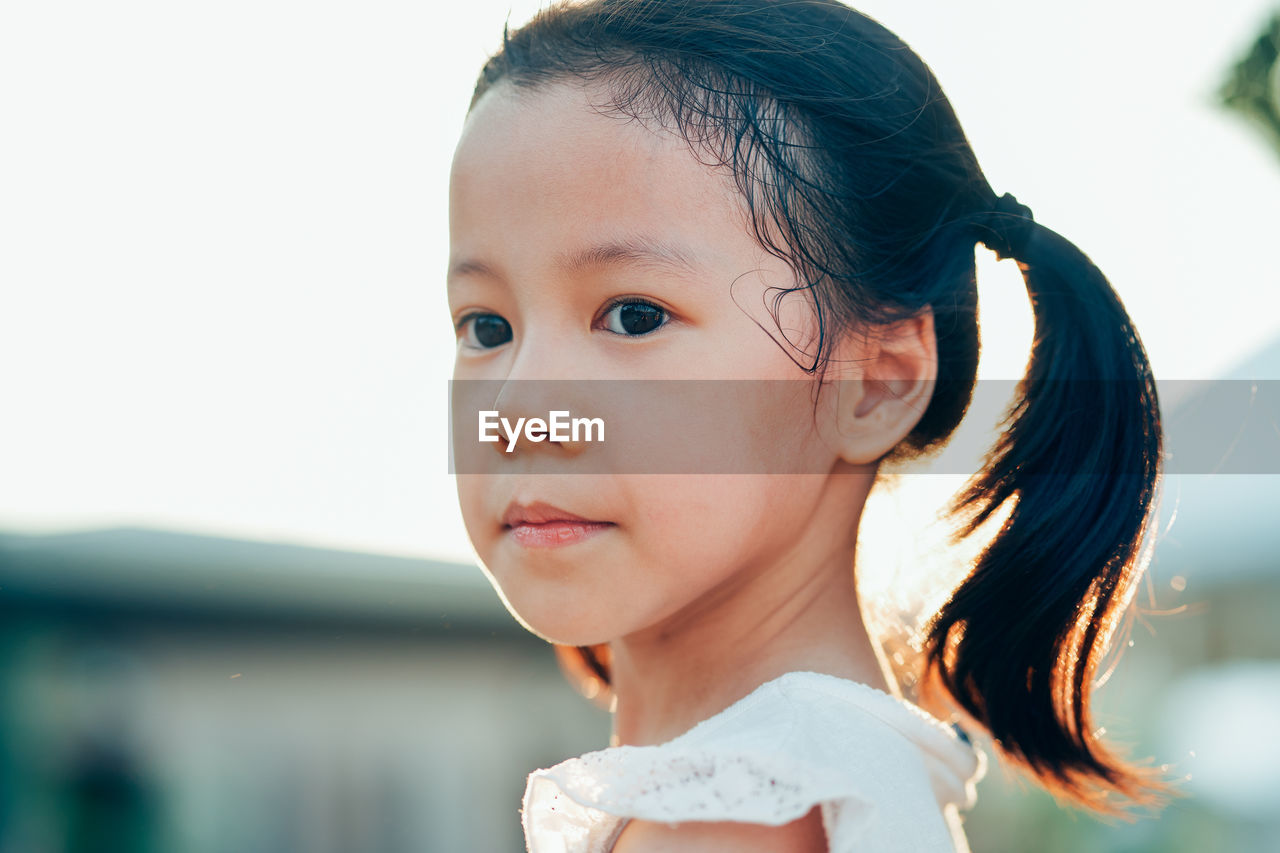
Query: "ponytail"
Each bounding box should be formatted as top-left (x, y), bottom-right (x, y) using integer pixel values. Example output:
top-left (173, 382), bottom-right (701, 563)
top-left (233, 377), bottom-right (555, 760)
top-left (921, 199), bottom-right (1167, 811)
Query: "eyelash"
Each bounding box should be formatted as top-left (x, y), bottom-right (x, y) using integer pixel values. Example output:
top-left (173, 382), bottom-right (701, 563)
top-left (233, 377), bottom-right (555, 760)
top-left (454, 297), bottom-right (672, 350)
top-left (597, 297), bottom-right (671, 337)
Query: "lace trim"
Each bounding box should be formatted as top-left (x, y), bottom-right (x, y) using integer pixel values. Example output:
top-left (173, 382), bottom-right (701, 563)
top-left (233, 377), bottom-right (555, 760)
top-left (524, 745), bottom-right (876, 853)
top-left (538, 745), bottom-right (869, 825)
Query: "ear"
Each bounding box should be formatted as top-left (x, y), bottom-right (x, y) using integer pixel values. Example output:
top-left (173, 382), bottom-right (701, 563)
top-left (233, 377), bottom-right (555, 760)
top-left (826, 308), bottom-right (937, 465)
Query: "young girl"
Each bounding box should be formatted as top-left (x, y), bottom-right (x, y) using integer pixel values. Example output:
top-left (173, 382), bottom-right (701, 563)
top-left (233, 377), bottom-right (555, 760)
top-left (447, 1), bottom-right (1166, 850)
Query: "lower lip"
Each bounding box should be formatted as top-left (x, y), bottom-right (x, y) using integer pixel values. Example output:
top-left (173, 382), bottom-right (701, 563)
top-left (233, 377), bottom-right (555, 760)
top-left (507, 521), bottom-right (614, 548)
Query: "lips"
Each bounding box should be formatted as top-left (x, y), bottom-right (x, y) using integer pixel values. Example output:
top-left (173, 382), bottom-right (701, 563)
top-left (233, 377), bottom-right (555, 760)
top-left (501, 500), bottom-right (614, 549)
top-left (502, 500), bottom-right (606, 528)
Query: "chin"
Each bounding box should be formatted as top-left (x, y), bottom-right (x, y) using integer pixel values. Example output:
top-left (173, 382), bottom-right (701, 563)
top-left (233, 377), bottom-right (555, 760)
top-left (515, 596), bottom-right (622, 647)
top-left (480, 568), bottom-right (622, 648)
top-left (474, 537), bottom-right (640, 644)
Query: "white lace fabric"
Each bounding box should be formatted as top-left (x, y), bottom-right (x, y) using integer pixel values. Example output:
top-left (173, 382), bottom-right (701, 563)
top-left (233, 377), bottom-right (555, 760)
top-left (521, 671), bottom-right (986, 853)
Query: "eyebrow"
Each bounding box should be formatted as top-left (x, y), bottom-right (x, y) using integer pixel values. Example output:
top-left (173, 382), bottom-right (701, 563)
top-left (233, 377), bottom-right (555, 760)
top-left (447, 235), bottom-right (704, 286)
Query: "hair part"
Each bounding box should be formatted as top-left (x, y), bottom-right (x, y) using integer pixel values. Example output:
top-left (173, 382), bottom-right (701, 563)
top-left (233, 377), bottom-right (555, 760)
top-left (470, 0), bottom-right (1168, 813)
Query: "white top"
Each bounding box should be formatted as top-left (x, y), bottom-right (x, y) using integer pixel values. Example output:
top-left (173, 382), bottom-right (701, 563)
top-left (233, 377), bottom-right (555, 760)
top-left (521, 671), bottom-right (986, 853)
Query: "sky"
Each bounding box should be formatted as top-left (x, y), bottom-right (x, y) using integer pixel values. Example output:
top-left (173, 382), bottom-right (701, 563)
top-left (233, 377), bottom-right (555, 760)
top-left (2, 0), bottom-right (1279, 564)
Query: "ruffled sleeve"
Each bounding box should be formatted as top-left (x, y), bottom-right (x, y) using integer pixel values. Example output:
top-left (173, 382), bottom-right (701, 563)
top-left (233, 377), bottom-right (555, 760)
top-left (523, 743), bottom-right (873, 853)
top-left (521, 671), bottom-right (982, 853)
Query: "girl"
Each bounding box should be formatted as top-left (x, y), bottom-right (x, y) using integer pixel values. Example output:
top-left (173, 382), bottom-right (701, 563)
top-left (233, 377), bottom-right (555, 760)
top-left (447, 1), bottom-right (1166, 850)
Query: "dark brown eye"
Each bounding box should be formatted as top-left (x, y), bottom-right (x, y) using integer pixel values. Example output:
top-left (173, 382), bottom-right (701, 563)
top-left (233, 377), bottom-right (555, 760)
top-left (601, 300), bottom-right (668, 336)
top-left (459, 313), bottom-right (512, 349)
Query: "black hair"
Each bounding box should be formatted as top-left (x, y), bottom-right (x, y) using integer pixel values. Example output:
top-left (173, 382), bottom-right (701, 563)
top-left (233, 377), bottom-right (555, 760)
top-left (466, 0), bottom-right (1165, 811)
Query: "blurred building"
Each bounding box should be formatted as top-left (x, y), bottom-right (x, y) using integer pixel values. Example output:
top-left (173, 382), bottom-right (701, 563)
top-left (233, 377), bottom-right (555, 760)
top-left (0, 529), bottom-right (610, 853)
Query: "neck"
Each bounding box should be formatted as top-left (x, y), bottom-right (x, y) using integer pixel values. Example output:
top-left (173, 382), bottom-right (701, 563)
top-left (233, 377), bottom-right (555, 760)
top-left (606, 477), bottom-right (893, 747)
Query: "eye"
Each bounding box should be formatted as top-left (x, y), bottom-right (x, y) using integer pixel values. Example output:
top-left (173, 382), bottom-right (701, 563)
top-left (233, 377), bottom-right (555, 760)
top-left (599, 298), bottom-right (669, 337)
top-left (457, 312), bottom-right (513, 350)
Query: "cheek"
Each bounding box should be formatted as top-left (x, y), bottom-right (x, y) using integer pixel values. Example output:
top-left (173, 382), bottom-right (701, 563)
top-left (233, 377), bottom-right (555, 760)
top-left (744, 388), bottom-right (834, 473)
top-left (622, 474), bottom-right (824, 596)
top-left (455, 474), bottom-right (498, 559)
top-left (457, 474), bottom-right (824, 648)
top-left (609, 382), bottom-right (832, 477)
top-left (716, 381), bottom-right (836, 475)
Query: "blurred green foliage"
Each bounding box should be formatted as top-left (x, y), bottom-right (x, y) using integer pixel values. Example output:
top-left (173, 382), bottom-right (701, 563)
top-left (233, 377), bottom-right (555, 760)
top-left (1218, 10), bottom-right (1280, 160)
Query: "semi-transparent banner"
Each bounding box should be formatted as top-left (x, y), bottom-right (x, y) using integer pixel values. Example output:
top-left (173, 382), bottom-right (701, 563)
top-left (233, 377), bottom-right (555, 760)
top-left (448, 379), bottom-right (1280, 474)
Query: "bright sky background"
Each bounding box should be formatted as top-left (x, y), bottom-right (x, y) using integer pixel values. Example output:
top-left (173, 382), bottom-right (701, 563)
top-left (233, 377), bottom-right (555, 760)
top-left (3, 0), bottom-right (1279, 564)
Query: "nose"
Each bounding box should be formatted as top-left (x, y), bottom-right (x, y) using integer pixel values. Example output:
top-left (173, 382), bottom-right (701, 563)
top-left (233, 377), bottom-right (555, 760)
top-left (451, 327), bottom-right (602, 472)
top-left (488, 326), bottom-right (600, 456)
top-left (488, 379), bottom-right (593, 458)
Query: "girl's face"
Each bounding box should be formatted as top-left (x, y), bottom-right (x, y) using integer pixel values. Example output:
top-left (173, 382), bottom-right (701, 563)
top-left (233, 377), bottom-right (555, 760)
top-left (448, 80), bottom-right (874, 646)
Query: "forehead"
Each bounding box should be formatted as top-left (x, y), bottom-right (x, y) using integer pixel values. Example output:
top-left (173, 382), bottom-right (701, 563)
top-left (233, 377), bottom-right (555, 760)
top-left (448, 80), bottom-right (762, 272)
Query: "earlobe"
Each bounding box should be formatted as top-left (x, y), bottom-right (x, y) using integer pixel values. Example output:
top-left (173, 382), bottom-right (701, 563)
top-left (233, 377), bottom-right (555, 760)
top-left (828, 309), bottom-right (938, 465)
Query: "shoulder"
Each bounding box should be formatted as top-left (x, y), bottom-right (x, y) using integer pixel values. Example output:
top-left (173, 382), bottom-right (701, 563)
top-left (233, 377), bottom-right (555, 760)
top-left (611, 806), bottom-right (827, 853)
